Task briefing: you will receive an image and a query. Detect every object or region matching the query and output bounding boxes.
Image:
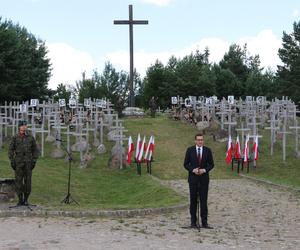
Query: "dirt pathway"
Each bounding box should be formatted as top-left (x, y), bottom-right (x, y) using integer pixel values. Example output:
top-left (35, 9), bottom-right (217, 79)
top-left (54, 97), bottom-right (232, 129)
top-left (0, 179), bottom-right (299, 250)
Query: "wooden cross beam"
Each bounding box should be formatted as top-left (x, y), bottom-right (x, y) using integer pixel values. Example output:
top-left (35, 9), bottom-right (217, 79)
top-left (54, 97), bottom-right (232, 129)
top-left (289, 118), bottom-right (300, 156)
top-left (114, 5), bottom-right (148, 107)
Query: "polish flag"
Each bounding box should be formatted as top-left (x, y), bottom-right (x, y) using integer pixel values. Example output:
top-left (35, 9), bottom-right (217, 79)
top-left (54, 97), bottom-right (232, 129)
top-left (126, 136), bottom-right (134, 164)
top-left (243, 134), bottom-right (250, 163)
top-left (135, 134), bottom-right (142, 161)
top-left (252, 135), bottom-right (259, 161)
top-left (148, 137), bottom-right (155, 161)
top-left (144, 136), bottom-right (155, 162)
top-left (234, 135), bottom-right (242, 159)
top-left (225, 135), bottom-right (233, 164)
top-left (137, 136), bottom-right (146, 162)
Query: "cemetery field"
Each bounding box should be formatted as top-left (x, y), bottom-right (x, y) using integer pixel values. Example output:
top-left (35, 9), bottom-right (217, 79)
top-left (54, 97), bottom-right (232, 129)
top-left (0, 140), bottom-right (184, 210)
top-left (124, 115), bottom-right (300, 189)
top-left (124, 114), bottom-right (237, 180)
top-left (0, 114), bottom-right (299, 210)
top-left (245, 126), bottom-right (300, 189)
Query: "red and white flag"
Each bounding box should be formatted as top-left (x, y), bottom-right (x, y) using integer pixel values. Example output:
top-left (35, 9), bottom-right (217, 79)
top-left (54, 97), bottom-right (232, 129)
top-left (126, 136), bottom-right (134, 164)
top-left (135, 134), bottom-right (142, 161)
top-left (234, 135), bottom-right (242, 159)
top-left (243, 134), bottom-right (250, 163)
top-left (225, 135), bottom-right (233, 164)
top-left (144, 136), bottom-right (155, 162)
top-left (252, 135), bottom-right (259, 161)
top-left (137, 136), bottom-right (146, 162)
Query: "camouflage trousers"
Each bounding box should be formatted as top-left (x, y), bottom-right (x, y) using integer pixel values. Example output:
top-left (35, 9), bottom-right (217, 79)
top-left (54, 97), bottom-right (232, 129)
top-left (14, 162), bottom-right (32, 197)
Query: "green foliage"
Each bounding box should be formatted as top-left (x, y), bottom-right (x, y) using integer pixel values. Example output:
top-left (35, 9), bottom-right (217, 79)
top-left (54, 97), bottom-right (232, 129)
top-left (53, 83), bottom-right (74, 102)
top-left (142, 50), bottom-right (217, 109)
top-left (213, 65), bottom-right (241, 97)
top-left (75, 62), bottom-right (142, 115)
top-left (217, 43), bottom-right (270, 98)
top-left (277, 21), bottom-right (300, 105)
top-left (219, 44), bottom-right (249, 83)
top-left (141, 45), bottom-right (279, 108)
top-left (142, 60), bottom-right (167, 108)
top-left (0, 18), bottom-right (51, 102)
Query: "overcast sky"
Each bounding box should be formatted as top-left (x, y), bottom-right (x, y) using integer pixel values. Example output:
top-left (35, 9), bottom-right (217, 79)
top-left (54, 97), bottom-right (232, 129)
top-left (2, 0), bottom-right (300, 89)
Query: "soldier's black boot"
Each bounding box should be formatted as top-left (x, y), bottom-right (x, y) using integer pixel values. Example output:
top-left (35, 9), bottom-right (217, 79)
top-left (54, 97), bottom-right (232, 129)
top-left (17, 194), bottom-right (24, 206)
top-left (23, 193), bottom-right (29, 206)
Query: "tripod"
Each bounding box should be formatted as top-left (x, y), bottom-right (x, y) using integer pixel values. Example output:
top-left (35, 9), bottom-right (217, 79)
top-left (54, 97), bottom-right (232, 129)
top-left (59, 139), bottom-right (79, 205)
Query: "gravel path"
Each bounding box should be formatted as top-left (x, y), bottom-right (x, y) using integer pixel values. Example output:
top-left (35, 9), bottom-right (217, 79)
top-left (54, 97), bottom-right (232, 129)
top-left (0, 178), bottom-right (299, 250)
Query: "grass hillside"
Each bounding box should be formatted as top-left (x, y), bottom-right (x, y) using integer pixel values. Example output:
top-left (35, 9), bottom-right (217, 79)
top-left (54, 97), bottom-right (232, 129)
top-left (0, 124), bottom-right (184, 209)
top-left (0, 114), bottom-right (299, 209)
top-left (124, 114), bottom-right (300, 188)
top-left (124, 115), bottom-right (234, 180)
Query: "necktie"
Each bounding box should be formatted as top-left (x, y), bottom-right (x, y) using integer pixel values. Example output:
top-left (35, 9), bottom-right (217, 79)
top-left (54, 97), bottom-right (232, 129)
top-left (197, 147), bottom-right (201, 164)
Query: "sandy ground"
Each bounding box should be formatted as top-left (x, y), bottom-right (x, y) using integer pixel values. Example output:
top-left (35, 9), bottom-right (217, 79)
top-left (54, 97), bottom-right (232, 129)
top-left (0, 178), bottom-right (299, 250)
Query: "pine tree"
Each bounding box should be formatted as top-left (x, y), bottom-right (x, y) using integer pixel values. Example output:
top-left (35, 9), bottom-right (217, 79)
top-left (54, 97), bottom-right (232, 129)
top-left (0, 18), bottom-right (51, 102)
top-left (277, 21), bottom-right (300, 105)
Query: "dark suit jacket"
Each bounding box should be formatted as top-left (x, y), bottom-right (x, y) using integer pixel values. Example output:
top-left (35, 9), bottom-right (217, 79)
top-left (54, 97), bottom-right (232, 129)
top-left (184, 145), bottom-right (214, 184)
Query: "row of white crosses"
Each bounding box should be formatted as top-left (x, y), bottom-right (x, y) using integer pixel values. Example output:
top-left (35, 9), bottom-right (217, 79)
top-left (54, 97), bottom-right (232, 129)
top-left (266, 97), bottom-right (300, 161)
top-left (0, 97), bottom-right (121, 163)
top-left (233, 97), bottom-right (298, 162)
top-left (171, 95), bottom-right (220, 122)
top-left (58, 97), bottom-right (115, 165)
top-left (171, 95), bottom-right (299, 162)
top-left (0, 100), bottom-right (47, 156)
top-left (224, 96), bottom-right (299, 162)
top-left (110, 115), bottom-right (128, 170)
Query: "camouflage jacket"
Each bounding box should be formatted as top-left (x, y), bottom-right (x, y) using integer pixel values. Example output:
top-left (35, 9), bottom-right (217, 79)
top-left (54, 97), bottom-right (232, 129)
top-left (8, 134), bottom-right (39, 164)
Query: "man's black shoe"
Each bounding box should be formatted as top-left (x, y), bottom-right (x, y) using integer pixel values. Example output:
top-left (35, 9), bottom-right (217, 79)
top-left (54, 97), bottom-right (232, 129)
top-left (16, 201), bottom-right (23, 206)
top-left (202, 224), bottom-right (213, 229)
top-left (17, 194), bottom-right (24, 206)
top-left (191, 224), bottom-right (200, 229)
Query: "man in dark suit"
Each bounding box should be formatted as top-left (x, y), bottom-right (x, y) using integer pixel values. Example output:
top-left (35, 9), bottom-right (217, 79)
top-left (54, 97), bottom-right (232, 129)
top-left (184, 133), bottom-right (214, 229)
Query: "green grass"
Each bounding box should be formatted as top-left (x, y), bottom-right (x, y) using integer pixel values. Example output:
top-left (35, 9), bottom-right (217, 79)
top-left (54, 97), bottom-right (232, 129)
top-left (244, 126), bottom-right (300, 189)
top-left (124, 114), bottom-right (300, 188)
top-left (124, 114), bottom-right (236, 180)
top-left (1, 114), bottom-right (299, 210)
top-left (0, 128), bottom-right (184, 210)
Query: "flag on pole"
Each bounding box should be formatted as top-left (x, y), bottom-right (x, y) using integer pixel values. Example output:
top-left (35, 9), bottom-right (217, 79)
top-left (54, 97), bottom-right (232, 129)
top-left (135, 134), bottom-right (141, 161)
top-left (252, 135), bottom-right (259, 161)
top-left (143, 138), bottom-right (148, 152)
top-left (144, 136), bottom-right (155, 162)
top-left (243, 134), bottom-right (250, 163)
top-left (148, 136), bottom-right (155, 161)
top-left (225, 135), bottom-right (233, 164)
top-left (234, 135), bottom-right (242, 159)
top-left (137, 136), bottom-right (146, 162)
top-left (126, 136), bottom-right (134, 164)
top-left (144, 136), bottom-right (152, 162)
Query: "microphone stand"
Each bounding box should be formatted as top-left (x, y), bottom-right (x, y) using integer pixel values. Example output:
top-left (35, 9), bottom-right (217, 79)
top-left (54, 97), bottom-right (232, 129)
top-left (197, 182), bottom-right (201, 232)
top-left (57, 138), bottom-right (79, 205)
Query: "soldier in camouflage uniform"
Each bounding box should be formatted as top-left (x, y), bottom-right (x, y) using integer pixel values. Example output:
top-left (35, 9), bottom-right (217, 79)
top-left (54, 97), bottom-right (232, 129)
top-left (8, 121), bottom-right (39, 206)
top-left (149, 96), bottom-right (157, 118)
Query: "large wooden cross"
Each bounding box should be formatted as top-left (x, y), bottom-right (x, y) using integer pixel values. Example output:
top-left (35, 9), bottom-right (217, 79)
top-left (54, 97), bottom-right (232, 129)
top-left (114, 5), bottom-right (148, 107)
